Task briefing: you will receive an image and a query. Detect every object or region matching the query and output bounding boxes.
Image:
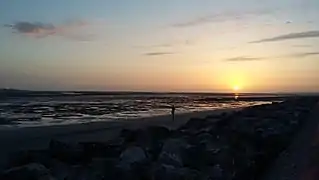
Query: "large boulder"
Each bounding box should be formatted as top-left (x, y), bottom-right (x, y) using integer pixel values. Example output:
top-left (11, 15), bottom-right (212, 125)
top-left (120, 126), bottom-right (170, 144)
top-left (89, 158), bottom-right (118, 179)
top-left (200, 165), bottom-right (226, 180)
top-left (180, 118), bottom-right (207, 130)
top-left (55, 165), bottom-right (98, 180)
top-left (118, 146), bottom-right (147, 170)
top-left (182, 144), bottom-right (207, 169)
top-left (120, 127), bottom-right (170, 161)
top-left (1, 163), bottom-right (55, 180)
top-left (120, 129), bottom-right (140, 143)
top-left (145, 126), bottom-right (171, 140)
top-left (152, 164), bottom-right (200, 180)
top-left (49, 160), bottom-right (69, 180)
top-left (141, 127), bottom-right (170, 159)
top-left (158, 138), bottom-right (188, 167)
top-left (49, 139), bottom-right (88, 165)
top-left (5, 150), bottom-right (50, 169)
top-left (80, 142), bottom-right (122, 158)
top-left (50, 158), bottom-right (118, 180)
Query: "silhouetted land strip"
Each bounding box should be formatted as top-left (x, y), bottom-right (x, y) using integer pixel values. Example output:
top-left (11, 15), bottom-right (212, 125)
top-left (1, 96), bottom-right (318, 180)
top-left (0, 88), bottom-right (290, 100)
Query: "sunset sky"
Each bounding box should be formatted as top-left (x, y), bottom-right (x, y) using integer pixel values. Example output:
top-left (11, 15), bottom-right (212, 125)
top-left (0, 0), bottom-right (319, 93)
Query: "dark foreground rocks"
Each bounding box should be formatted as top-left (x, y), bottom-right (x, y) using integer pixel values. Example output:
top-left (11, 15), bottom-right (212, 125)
top-left (1, 97), bottom-right (318, 180)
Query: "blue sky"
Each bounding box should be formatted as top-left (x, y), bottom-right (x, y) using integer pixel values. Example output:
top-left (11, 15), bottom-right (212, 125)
top-left (0, 0), bottom-right (319, 92)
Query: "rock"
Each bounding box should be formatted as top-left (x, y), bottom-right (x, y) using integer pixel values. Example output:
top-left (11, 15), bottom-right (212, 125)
top-left (183, 133), bottom-right (222, 169)
top-left (205, 114), bottom-right (220, 120)
top-left (139, 141), bottom-right (163, 162)
top-left (120, 129), bottom-right (139, 143)
top-left (182, 144), bottom-right (207, 169)
top-left (180, 118), bottom-right (206, 130)
top-left (80, 142), bottom-right (122, 158)
top-left (6, 150), bottom-right (50, 169)
top-left (107, 137), bottom-right (126, 147)
top-left (90, 158), bottom-right (118, 179)
top-left (119, 127), bottom-right (170, 162)
top-left (139, 127), bottom-right (170, 159)
top-left (121, 126), bottom-right (169, 144)
top-left (50, 158), bottom-right (115, 180)
top-left (51, 162), bottom-right (110, 180)
top-left (197, 133), bottom-right (214, 143)
top-left (49, 139), bottom-right (88, 165)
top-left (145, 126), bottom-right (170, 141)
top-left (61, 165), bottom-right (92, 180)
top-left (213, 149), bottom-right (234, 167)
top-left (50, 160), bottom-right (69, 180)
top-left (210, 164), bottom-right (224, 179)
top-left (193, 132), bottom-right (221, 151)
top-left (152, 164), bottom-right (200, 180)
top-left (118, 146), bottom-right (147, 169)
top-left (49, 139), bottom-right (80, 152)
top-left (158, 139), bottom-right (188, 167)
top-left (1, 163), bottom-right (55, 180)
top-left (201, 165), bottom-right (225, 180)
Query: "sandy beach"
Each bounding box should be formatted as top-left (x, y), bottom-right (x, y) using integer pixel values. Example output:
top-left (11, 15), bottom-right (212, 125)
top-left (0, 108), bottom-right (239, 169)
top-left (1, 98), bottom-right (318, 180)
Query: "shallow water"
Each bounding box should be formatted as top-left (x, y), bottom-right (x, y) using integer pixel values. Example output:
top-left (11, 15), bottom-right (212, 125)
top-left (0, 94), bottom-right (274, 127)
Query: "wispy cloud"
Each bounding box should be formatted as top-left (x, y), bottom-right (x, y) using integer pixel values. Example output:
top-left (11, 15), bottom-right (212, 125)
top-left (136, 40), bottom-right (193, 50)
top-left (292, 44), bottom-right (312, 48)
top-left (224, 56), bottom-right (265, 62)
top-left (173, 9), bottom-right (270, 28)
top-left (251, 31), bottom-right (319, 43)
top-left (224, 51), bottom-right (319, 62)
top-left (4, 20), bottom-right (94, 41)
top-left (134, 44), bottom-right (172, 49)
top-left (149, 44), bottom-right (173, 48)
top-left (144, 52), bottom-right (175, 56)
top-left (287, 52), bottom-right (319, 58)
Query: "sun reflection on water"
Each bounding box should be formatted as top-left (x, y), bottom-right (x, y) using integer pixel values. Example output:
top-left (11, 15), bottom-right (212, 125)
top-left (234, 94), bottom-right (239, 100)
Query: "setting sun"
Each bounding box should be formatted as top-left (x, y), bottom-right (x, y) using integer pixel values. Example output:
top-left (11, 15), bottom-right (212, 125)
top-left (233, 85), bottom-right (241, 92)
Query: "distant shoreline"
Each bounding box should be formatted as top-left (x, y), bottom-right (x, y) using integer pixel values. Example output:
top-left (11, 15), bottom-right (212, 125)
top-left (0, 88), bottom-right (304, 97)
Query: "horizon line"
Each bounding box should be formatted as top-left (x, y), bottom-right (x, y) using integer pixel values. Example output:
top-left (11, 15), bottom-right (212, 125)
top-left (1, 88), bottom-right (318, 95)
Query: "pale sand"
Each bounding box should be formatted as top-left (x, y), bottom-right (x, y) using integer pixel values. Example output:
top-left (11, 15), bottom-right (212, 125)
top-left (0, 108), bottom-right (240, 169)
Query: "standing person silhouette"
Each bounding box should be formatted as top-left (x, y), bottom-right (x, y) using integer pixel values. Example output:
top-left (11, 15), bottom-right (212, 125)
top-left (171, 105), bottom-right (176, 122)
